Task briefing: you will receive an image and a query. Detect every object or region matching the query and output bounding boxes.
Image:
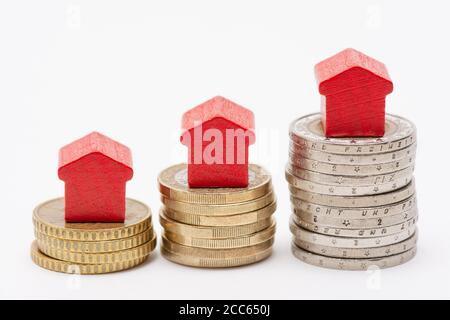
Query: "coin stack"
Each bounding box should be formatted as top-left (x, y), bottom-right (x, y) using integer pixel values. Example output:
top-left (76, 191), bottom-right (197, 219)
top-left (286, 113), bottom-right (418, 270)
top-left (158, 164), bottom-right (276, 268)
top-left (31, 198), bottom-right (157, 274)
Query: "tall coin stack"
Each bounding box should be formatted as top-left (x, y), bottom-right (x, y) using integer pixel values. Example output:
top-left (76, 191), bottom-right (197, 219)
top-left (286, 113), bottom-right (418, 270)
top-left (158, 164), bottom-right (276, 268)
top-left (31, 198), bottom-right (157, 274)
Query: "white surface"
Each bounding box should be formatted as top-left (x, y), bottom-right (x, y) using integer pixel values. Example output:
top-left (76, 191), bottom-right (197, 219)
top-left (0, 0), bottom-right (449, 300)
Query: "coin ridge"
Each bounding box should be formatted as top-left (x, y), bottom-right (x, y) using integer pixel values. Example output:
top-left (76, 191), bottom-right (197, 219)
top-left (37, 234), bottom-right (157, 264)
top-left (30, 241), bottom-right (149, 274)
top-left (33, 198), bottom-right (152, 241)
top-left (34, 227), bottom-right (154, 253)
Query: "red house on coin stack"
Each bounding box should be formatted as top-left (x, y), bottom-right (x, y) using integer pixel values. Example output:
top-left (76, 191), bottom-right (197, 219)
top-left (58, 132), bottom-right (133, 222)
top-left (314, 48), bottom-right (393, 137)
top-left (181, 96), bottom-right (255, 188)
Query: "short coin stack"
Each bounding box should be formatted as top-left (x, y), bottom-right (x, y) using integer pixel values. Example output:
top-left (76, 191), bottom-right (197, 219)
top-left (31, 198), bottom-right (156, 274)
top-left (158, 164), bottom-right (276, 268)
top-left (286, 113), bottom-right (418, 270)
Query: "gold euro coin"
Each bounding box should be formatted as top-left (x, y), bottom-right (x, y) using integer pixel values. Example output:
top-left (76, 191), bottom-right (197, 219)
top-left (160, 211), bottom-right (274, 239)
top-left (158, 163), bottom-right (272, 204)
top-left (34, 228), bottom-right (154, 253)
top-left (33, 198), bottom-right (152, 241)
top-left (37, 234), bottom-right (157, 264)
top-left (161, 235), bottom-right (274, 258)
top-left (30, 241), bottom-right (149, 275)
top-left (161, 246), bottom-right (272, 268)
top-left (163, 222), bottom-right (276, 249)
top-left (161, 201), bottom-right (276, 227)
top-left (161, 235), bottom-right (274, 268)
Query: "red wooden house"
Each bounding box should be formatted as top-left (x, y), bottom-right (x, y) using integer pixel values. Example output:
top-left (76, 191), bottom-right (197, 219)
top-left (58, 132), bottom-right (133, 222)
top-left (181, 96), bottom-right (255, 188)
top-left (314, 48), bottom-right (393, 137)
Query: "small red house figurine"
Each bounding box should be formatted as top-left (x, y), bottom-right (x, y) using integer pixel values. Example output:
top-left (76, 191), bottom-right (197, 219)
top-left (314, 48), bottom-right (393, 137)
top-left (58, 132), bottom-right (133, 222)
top-left (181, 96), bottom-right (255, 188)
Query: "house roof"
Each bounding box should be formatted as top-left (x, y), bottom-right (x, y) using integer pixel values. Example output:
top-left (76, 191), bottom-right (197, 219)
top-left (315, 48), bottom-right (392, 94)
top-left (181, 95), bottom-right (255, 141)
top-left (58, 131), bottom-right (133, 171)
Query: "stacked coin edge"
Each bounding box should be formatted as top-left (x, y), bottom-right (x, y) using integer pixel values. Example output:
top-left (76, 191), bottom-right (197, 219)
top-left (286, 113), bottom-right (418, 270)
top-left (158, 163), bottom-right (277, 268)
top-left (31, 198), bottom-right (157, 274)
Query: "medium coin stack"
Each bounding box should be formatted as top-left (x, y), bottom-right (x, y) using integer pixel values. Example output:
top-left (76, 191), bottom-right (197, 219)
top-left (158, 164), bottom-right (276, 268)
top-left (31, 198), bottom-right (157, 274)
top-left (286, 113), bottom-right (418, 270)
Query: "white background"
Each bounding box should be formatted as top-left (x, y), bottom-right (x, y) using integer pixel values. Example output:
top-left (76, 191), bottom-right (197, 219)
top-left (0, 0), bottom-right (449, 299)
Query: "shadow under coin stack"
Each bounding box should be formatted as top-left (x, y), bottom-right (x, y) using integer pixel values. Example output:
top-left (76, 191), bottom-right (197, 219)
top-left (31, 198), bottom-right (157, 274)
top-left (286, 113), bottom-right (418, 270)
top-left (158, 164), bottom-right (276, 268)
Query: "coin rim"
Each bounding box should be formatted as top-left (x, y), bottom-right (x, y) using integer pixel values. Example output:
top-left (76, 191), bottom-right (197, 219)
top-left (286, 169), bottom-right (412, 196)
top-left (161, 201), bottom-right (277, 227)
top-left (286, 164), bottom-right (415, 187)
top-left (289, 113), bottom-right (416, 153)
top-left (36, 234), bottom-right (157, 264)
top-left (33, 198), bottom-right (152, 241)
top-left (291, 242), bottom-right (417, 270)
top-left (159, 211), bottom-right (275, 239)
top-left (289, 216), bottom-right (416, 248)
top-left (160, 246), bottom-right (273, 268)
top-left (34, 227), bottom-right (155, 253)
top-left (30, 241), bottom-right (150, 274)
top-left (292, 214), bottom-right (418, 238)
top-left (290, 195), bottom-right (416, 219)
top-left (289, 142), bottom-right (417, 165)
top-left (293, 208), bottom-right (418, 229)
top-left (161, 191), bottom-right (276, 216)
top-left (293, 231), bottom-right (418, 259)
top-left (163, 222), bottom-right (276, 249)
top-left (289, 151), bottom-right (415, 176)
top-left (161, 234), bottom-right (275, 258)
top-left (158, 163), bottom-right (272, 204)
